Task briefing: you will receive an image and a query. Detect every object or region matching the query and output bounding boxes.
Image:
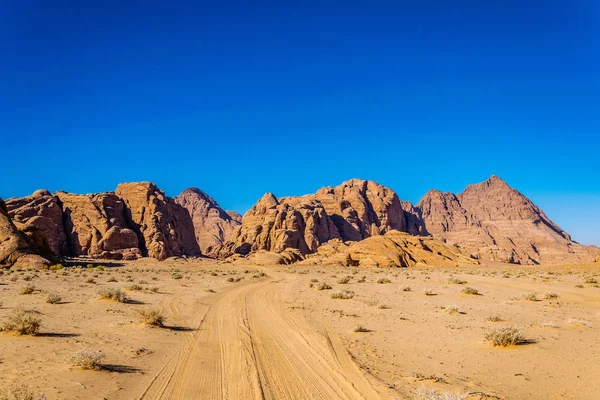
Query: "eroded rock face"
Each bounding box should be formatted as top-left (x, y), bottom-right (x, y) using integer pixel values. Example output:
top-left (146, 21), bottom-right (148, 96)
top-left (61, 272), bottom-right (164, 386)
top-left (116, 182), bottom-right (200, 260)
top-left (5, 190), bottom-right (68, 256)
top-left (174, 188), bottom-right (241, 254)
top-left (226, 193), bottom-right (340, 257)
top-left (309, 179), bottom-right (409, 241)
top-left (299, 230), bottom-right (477, 268)
top-left (0, 198), bottom-right (50, 268)
top-left (417, 176), bottom-right (597, 265)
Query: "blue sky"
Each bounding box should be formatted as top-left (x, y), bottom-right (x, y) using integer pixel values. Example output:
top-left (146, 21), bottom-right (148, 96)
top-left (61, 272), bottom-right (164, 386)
top-left (1, 1), bottom-right (598, 244)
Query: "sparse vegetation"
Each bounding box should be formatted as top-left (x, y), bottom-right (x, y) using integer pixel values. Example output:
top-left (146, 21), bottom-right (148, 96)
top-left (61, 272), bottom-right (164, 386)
top-left (377, 278), bottom-right (391, 284)
top-left (423, 289), bottom-right (436, 296)
top-left (522, 293), bottom-right (538, 301)
top-left (172, 273), bottom-right (183, 280)
top-left (402, 286), bottom-right (412, 292)
top-left (0, 384), bottom-right (38, 400)
top-left (544, 292), bottom-right (559, 300)
top-left (412, 386), bottom-right (467, 400)
top-left (448, 277), bottom-right (467, 285)
top-left (46, 293), bottom-right (62, 304)
top-left (444, 305), bottom-right (459, 314)
top-left (1, 309), bottom-right (41, 335)
top-left (19, 284), bottom-right (36, 295)
top-left (338, 276), bottom-right (351, 284)
top-left (567, 318), bottom-right (592, 327)
top-left (317, 283), bottom-right (332, 290)
top-left (137, 308), bottom-right (166, 327)
top-left (125, 284), bottom-right (143, 291)
top-left (484, 326), bottom-right (526, 346)
top-left (69, 348), bottom-right (104, 370)
top-left (461, 287), bottom-right (479, 295)
top-left (486, 314), bottom-right (503, 322)
top-left (330, 290), bottom-right (355, 300)
top-left (98, 287), bottom-right (128, 302)
top-left (353, 325), bottom-right (369, 332)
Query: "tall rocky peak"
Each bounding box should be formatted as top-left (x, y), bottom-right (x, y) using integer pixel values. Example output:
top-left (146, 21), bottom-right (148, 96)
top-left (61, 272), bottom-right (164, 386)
top-left (417, 176), bottom-right (594, 264)
top-left (174, 187), bottom-right (241, 254)
top-left (115, 182), bottom-right (200, 260)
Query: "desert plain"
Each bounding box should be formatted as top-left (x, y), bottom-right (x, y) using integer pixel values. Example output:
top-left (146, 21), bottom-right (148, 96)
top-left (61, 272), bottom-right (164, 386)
top-left (1, 258), bottom-right (599, 400)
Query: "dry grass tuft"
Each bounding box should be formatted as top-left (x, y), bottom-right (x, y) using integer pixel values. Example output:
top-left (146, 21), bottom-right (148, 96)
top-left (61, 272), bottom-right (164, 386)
top-left (486, 314), bottom-right (503, 322)
top-left (317, 283), bottom-right (332, 290)
top-left (137, 308), bottom-right (166, 327)
top-left (522, 293), bottom-right (538, 301)
top-left (412, 386), bottom-right (467, 400)
top-left (353, 325), bottom-right (369, 332)
top-left (68, 348), bottom-right (104, 370)
top-left (377, 278), bottom-right (391, 284)
top-left (461, 287), bottom-right (479, 295)
top-left (330, 290), bottom-right (355, 300)
top-left (19, 284), bottom-right (36, 295)
top-left (0, 384), bottom-right (38, 400)
top-left (484, 326), bottom-right (526, 346)
top-left (1, 309), bottom-right (41, 335)
top-left (544, 292), bottom-right (559, 300)
top-left (46, 293), bottom-right (62, 304)
top-left (98, 287), bottom-right (128, 303)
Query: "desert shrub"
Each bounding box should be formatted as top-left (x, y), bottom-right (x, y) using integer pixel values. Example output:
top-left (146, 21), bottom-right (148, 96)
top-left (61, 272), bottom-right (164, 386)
top-left (353, 325), bottom-right (369, 332)
top-left (484, 326), bottom-right (526, 346)
top-left (444, 305), bottom-right (459, 314)
top-left (486, 314), bottom-right (503, 322)
top-left (522, 293), bottom-right (538, 301)
top-left (46, 293), bottom-right (62, 304)
top-left (423, 289), bottom-right (436, 296)
top-left (149, 286), bottom-right (159, 293)
top-left (357, 275), bottom-right (366, 283)
top-left (1, 309), bottom-right (41, 335)
top-left (378, 304), bottom-right (391, 309)
top-left (412, 386), bottom-right (467, 400)
top-left (330, 290), bottom-right (355, 300)
top-left (98, 287), bottom-right (128, 303)
top-left (96, 266), bottom-right (105, 271)
top-left (461, 287), bottom-right (479, 295)
top-left (337, 276), bottom-right (351, 284)
top-left (19, 284), bottom-right (36, 295)
top-left (567, 318), bottom-right (592, 327)
top-left (0, 384), bottom-right (38, 400)
top-left (448, 277), bottom-right (467, 285)
top-left (544, 292), bottom-right (559, 300)
top-left (172, 273), bottom-right (183, 280)
top-left (107, 276), bottom-right (118, 282)
top-left (69, 348), bottom-right (104, 370)
top-left (49, 264), bottom-right (63, 271)
top-left (539, 321), bottom-right (559, 328)
top-left (85, 278), bottom-right (96, 284)
top-left (402, 286), bottom-right (412, 292)
top-left (137, 308), bottom-right (166, 327)
top-left (317, 283), bottom-right (332, 290)
top-left (125, 284), bottom-right (143, 291)
top-left (584, 277), bottom-right (597, 284)
top-left (139, 280), bottom-right (148, 284)
top-left (377, 278), bottom-right (391, 284)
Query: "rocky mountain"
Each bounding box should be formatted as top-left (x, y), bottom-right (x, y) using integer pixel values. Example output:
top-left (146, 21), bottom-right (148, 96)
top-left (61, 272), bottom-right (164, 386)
top-left (417, 176), bottom-right (596, 265)
top-left (0, 197), bottom-right (50, 268)
top-left (174, 188), bottom-right (241, 254)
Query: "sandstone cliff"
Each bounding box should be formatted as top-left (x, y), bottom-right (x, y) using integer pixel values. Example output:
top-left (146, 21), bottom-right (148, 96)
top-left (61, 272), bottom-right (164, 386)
top-left (174, 188), bottom-right (241, 254)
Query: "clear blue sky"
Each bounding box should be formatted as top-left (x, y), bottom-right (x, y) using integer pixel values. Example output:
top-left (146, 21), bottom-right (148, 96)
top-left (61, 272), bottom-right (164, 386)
top-left (1, 1), bottom-right (598, 245)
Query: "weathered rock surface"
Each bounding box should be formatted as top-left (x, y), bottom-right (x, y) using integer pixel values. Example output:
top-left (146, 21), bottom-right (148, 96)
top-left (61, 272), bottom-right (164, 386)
top-left (223, 193), bottom-right (340, 257)
top-left (116, 182), bottom-right (200, 260)
top-left (0, 198), bottom-right (50, 268)
top-left (299, 230), bottom-right (477, 268)
top-left (417, 176), bottom-right (598, 265)
top-left (5, 190), bottom-right (68, 256)
top-left (175, 188), bottom-right (241, 254)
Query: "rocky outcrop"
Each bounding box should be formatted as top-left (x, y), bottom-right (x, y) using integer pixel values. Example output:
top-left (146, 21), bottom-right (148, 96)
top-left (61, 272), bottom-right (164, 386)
top-left (0, 198), bottom-right (50, 269)
top-left (116, 182), bottom-right (200, 260)
top-left (5, 190), bottom-right (68, 257)
top-left (299, 230), bottom-right (477, 268)
top-left (417, 176), bottom-right (598, 265)
top-left (307, 179), bottom-right (409, 241)
top-left (223, 193), bottom-right (340, 257)
top-left (174, 188), bottom-right (241, 254)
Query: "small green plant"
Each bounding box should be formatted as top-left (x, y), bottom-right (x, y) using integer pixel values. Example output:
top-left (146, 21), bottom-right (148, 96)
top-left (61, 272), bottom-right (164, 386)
top-left (46, 293), bottom-right (62, 304)
top-left (49, 264), bottom-right (64, 271)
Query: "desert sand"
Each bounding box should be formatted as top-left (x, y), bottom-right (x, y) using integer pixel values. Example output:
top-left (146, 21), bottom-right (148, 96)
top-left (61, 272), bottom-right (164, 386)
top-left (1, 259), bottom-right (599, 400)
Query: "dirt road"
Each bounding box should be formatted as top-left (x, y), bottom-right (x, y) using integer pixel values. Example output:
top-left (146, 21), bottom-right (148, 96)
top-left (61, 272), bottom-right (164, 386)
top-left (139, 276), bottom-right (387, 400)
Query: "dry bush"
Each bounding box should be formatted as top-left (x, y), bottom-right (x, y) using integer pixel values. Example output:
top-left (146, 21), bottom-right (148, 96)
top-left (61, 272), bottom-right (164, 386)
top-left (0, 384), bottom-right (39, 400)
top-left (486, 314), bottom-right (503, 322)
top-left (49, 264), bottom-right (63, 271)
top-left (137, 308), bottom-right (166, 327)
top-left (412, 386), bottom-right (467, 400)
top-left (377, 278), bottom-right (391, 284)
top-left (337, 276), bottom-right (351, 284)
top-left (539, 321), bottom-right (559, 328)
top-left (317, 283), bottom-right (332, 290)
top-left (107, 276), bottom-right (118, 282)
top-left (484, 326), bottom-right (526, 346)
top-left (172, 273), bottom-right (183, 280)
top-left (378, 304), bottom-right (391, 309)
top-left (444, 305), bottom-right (459, 314)
top-left (46, 293), bottom-right (62, 304)
top-left (584, 277), bottom-right (598, 284)
top-left (1, 309), bottom-right (41, 335)
top-left (402, 286), bottom-right (412, 292)
top-left (461, 287), bottom-right (479, 295)
top-left (567, 318), bottom-right (592, 327)
top-left (448, 277), bottom-right (467, 285)
top-left (522, 293), bottom-right (538, 301)
top-left (98, 287), bottom-right (128, 303)
top-left (125, 284), bottom-right (143, 291)
top-left (423, 289), bottom-right (436, 296)
top-left (69, 348), bottom-right (104, 370)
top-left (19, 284), bottom-right (36, 295)
top-left (544, 292), bottom-right (559, 300)
top-left (353, 325), bottom-right (369, 332)
top-left (331, 290), bottom-right (355, 300)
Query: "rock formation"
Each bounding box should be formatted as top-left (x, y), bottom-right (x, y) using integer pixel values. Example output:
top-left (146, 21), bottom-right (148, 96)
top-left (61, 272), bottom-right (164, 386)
top-left (174, 188), bottom-right (241, 254)
top-left (222, 193), bottom-right (340, 257)
top-left (417, 176), bottom-right (597, 265)
top-left (115, 182), bottom-right (200, 260)
top-left (299, 230), bottom-right (477, 268)
top-left (0, 198), bottom-right (50, 268)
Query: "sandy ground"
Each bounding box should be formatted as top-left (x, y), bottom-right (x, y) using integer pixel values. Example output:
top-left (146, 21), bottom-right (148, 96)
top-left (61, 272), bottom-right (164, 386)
top-left (0, 259), bottom-right (599, 399)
